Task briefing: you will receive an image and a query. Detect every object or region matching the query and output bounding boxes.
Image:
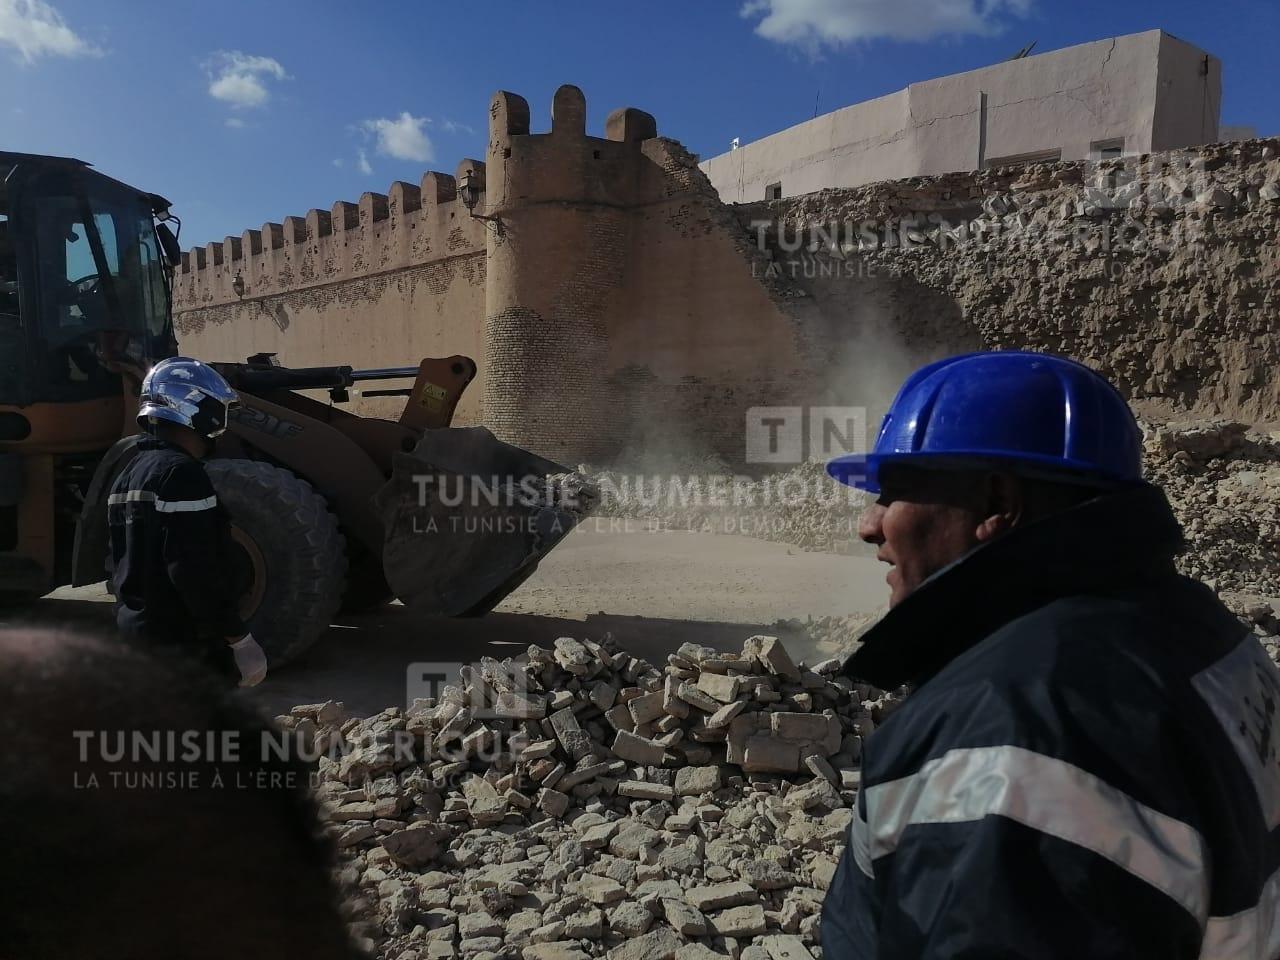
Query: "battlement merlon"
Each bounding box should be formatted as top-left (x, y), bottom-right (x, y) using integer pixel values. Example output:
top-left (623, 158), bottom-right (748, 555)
top-left (175, 83), bottom-right (663, 307)
top-left (179, 84), bottom-right (657, 280)
top-left (178, 167), bottom-right (482, 281)
top-left (175, 177), bottom-right (485, 311)
top-left (485, 84), bottom-right (659, 213)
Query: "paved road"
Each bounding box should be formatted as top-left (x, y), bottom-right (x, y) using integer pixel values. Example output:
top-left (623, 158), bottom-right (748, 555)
top-left (8, 525), bottom-right (888, 718)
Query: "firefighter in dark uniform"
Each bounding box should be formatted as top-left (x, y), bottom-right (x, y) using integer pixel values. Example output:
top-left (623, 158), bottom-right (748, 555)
top-left (109, 357), bottom-right (267, 687)
top-left (821, 351), bottom-right (1280, 960)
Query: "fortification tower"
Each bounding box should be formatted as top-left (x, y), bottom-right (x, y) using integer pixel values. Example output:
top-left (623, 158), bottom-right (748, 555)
top-left (483, 85), bottom-right (657, 462)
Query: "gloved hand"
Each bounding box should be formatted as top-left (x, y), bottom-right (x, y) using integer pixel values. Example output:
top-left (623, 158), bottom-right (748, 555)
top-left (229, 633), bottom-right (268, 687)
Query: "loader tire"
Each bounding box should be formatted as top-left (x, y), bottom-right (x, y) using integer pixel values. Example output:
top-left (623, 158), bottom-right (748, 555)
top-left (206, 459), bottom-right (347, 666)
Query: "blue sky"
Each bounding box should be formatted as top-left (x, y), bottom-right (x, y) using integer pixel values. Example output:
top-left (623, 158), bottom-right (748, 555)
top-left (3, 0), bottom-right (1274, 249)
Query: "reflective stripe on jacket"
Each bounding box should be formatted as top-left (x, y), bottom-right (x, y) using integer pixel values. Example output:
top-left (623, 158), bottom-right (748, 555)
top-left (108, 437), bottom-right (246, 647)
top-left (822, 483), bottom-right (1280, 960)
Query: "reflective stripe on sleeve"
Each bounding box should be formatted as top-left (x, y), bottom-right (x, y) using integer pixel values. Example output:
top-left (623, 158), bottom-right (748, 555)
top-left (1200, 864), bottom-right (1280, 960)
top-left (107, 490), bottom-right (157, 505)
top-left (849, 801), bottom-right (874, 879)
top-left (153, 495), bottom-right (217, 513)
top-left (863, 745), bottom-right (1209, 924)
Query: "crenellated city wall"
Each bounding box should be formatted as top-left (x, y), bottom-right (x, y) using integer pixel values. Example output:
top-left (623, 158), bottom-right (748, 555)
top-left (175, 86), bottom-right (825, 458)
top-left (174, 163), bottom-right (489, 423)
top-left (175, 85), bottom-right (1280, 466)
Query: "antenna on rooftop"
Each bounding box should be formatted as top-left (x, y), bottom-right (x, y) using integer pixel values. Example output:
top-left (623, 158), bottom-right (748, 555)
top-left (1007, 40), bottom-right (1038, 60)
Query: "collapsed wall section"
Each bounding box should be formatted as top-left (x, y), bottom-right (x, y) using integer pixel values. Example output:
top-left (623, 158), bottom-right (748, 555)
top-left (751, 136), bottom-right (1280, 425)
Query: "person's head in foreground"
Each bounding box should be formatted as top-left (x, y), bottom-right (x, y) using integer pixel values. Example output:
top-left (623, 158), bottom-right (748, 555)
top-left (0, 631), bottom-right (353, 959)
top-left (819, 350), bottom-right (1280, 960)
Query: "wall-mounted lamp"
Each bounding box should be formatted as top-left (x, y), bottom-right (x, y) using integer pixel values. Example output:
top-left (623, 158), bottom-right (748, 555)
top-left (457, 170), bottom-right (501, 231)
top-left (232, 270), bottom-right (246, 298)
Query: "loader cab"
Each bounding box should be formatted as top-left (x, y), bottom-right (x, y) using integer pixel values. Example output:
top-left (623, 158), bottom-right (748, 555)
top-left (0, 152), bottom-right (177, 411)
top-left (0, 153), bottom-right (180, 595)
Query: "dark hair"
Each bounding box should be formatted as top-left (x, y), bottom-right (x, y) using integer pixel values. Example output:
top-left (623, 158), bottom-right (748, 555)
top-left (0, 630), bottom-right (355, 959)
top-left (1016, 474), bottom-right (1118, 522)
top-left (878, 460), bottom-right (1121, 524)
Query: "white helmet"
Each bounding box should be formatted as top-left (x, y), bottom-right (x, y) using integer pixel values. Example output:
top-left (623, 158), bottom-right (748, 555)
top-left (137, 357), bottom-right (239, 439)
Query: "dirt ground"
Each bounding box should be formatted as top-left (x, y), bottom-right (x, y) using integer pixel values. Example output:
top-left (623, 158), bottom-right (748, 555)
top-left (12, 524), bottom-right (888, 718)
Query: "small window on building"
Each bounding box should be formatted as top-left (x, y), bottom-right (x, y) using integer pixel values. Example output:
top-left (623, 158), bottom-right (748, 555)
top-left (1091, 138), bottom-right (1126, 161)
top-left (983, 149), bottom-right (1062, 171)
top-left (765, 182), bottom-right (783, 201)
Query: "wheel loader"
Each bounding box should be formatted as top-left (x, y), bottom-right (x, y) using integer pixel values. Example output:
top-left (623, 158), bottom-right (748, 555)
top-left (0, 151), bottom-right (596, 664)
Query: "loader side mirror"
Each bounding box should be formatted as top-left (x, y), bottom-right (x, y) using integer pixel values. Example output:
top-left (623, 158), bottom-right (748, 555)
top-left (155, 223), bottom-right (181, 266)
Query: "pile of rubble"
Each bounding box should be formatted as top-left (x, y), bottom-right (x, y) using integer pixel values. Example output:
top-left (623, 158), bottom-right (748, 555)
top-left (1144, 421), bottom-right (1280, 594)
top-left (283, 420), bottom-right (1279, 960)
top-left (1142, 419), bottom-right (1280, 661)
top-left (752, 137), bottom-right (1280, 421)
top-left (279, 635), bottom-right (904, 960)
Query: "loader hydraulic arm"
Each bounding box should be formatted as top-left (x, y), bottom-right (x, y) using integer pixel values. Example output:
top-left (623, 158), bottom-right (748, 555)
top-left (211, 362), bottom-right (421, 396)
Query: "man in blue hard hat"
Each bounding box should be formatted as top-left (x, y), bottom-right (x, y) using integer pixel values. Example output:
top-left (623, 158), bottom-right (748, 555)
top-left (821, 351), bottom-right (1280, 960)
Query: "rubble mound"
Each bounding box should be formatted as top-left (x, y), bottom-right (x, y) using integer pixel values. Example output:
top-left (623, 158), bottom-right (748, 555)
top-left (1143, 420), bottom-right (1280, 598)
top-left (280, 635), bottom-right (904, 960)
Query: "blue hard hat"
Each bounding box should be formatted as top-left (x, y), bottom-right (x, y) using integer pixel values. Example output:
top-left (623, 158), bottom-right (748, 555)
top-left (827, 351), bottom-right (1143, 494)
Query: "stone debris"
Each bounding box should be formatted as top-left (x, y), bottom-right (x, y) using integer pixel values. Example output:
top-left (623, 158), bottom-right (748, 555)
top-left (281, 634), bottom-right (898, 959)
top-left (1142, 421), bottom-right (1280, 601)
top-left (286, 418), bottom-right (1280, 959)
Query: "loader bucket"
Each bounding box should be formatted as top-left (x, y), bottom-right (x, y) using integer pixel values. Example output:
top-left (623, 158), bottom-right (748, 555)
top-left (374, 426), bottom-right (598, 616)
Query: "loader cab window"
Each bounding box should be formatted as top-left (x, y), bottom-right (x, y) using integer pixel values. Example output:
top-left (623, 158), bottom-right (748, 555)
top-left (9, 163), bottom-right (173, 399)
top-left (28, 172), bottom-right (167, 341)
top-left (63, 212), bottom-right (120, 333)
top-left (61, 209), bottom-right (169, 342)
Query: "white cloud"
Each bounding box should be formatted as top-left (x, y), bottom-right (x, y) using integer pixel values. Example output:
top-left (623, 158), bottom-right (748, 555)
top-left (438, 118), bottom-right (474, 136)
top-left (333, 157), bottom-right (344, 168)
top-left (741, 0), bottom-right (1032, 50)
top-left (362, 112), bottom-right (434, 163)
top-left (357, 148), bottom-right (372, 175)
top-left (0, 0), bottom-right (99, 62)
top-left (224, 116), bottom-right (245, 129)
top-left (206, 51), bottom-right (287, 108)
